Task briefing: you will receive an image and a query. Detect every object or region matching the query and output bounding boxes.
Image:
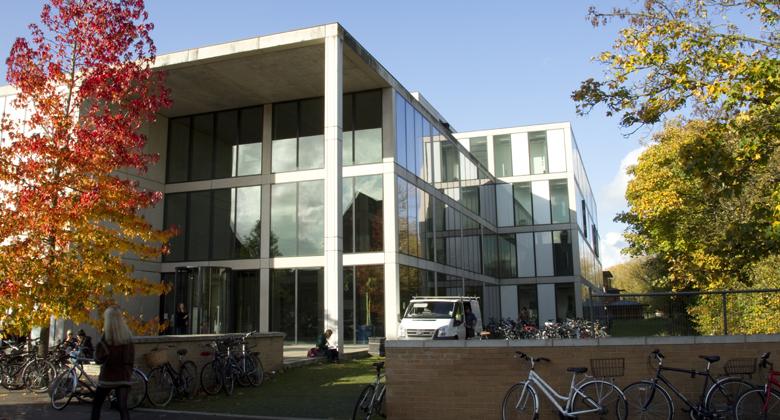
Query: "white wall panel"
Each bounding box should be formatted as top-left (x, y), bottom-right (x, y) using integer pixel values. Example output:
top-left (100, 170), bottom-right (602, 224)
top-left (516, 233), bottom-right (535, 277)
top-left (534, 231), bottom-right (553, 276)
top-left (547, 129), bottom-right (566, 173)
top-left (532, 180), bottom-right (551, 225)
top-left (496, 183), bottom-right (514, 227)
top-left (511, 132), bottom-right (529, 175)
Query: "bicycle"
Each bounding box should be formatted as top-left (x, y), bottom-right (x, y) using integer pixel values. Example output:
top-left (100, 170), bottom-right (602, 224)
top-left (622, 349), bottom-right (753, 419)
top-left (145, 347), bottom-right (197, 407)
top-left (49, 355), bottom-right (147, 411)
top-left (501, 351), bottom-right (627, 419)
top-left (734, 352), bottom-right (780, 419)
top-left (225, 332), bottom-right (264, 387)
top-left (352, 361), bottom-right (386, 420)
top-left (200, 339), bottom-right (237, 396)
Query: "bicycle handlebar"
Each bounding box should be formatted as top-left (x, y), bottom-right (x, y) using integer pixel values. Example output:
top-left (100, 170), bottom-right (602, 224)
top-left (760, 352), bottom-right (773, 369)
top-left (651, 349), bottom-right (665, 361)
top-left (515, 351), bottom-right (550, 363)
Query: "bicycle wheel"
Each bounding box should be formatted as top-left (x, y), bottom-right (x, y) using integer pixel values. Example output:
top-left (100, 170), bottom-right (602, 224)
top-left (200, 360), bottom-right (223, 395)
top-left (23, 359), bottom-right (56, 393)
top-left (352, 384), bottom-right (375, 420)
top-left (223, 363), bottom-right (237, 396)
top-left (374, 384), bottom-right (386, 418)
top-left (705, 377), bottom-right (754, 419)
top-left (622, 381), bottom-right (673, 420)
top-left (573, 379), bottom-right (627, 419)
top-left (245, 354), bottom-right (264, 387)
top-left (2, 362), bottom-right (25, 390)
top-left (735, 387), bottom-right (780, 420)
top-left (50, 370), bottom-right (76, 410)
top-left (501, 381), bottom-right (538, 420)
top-left (127, 368), bottom-right (147, 409)
top-left (179, 361), bottom-right (198, 399)
top-left (146, 366), bottom-right (174, 407)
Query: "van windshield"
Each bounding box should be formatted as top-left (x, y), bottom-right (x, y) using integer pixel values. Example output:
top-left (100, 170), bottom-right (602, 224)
top-left (403, 301), bottom-right (456, 319)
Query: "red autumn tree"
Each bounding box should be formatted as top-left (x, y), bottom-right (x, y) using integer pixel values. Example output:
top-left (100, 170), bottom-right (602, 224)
top-left (0, 0), bottom-right (172, 334)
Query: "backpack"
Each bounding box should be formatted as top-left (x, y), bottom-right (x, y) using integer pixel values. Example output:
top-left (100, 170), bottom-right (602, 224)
top-left (307, 347), bottom-right (319, 358)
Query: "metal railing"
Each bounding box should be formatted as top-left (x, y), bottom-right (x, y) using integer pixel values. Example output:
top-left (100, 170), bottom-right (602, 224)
top-left (585, 288), bottom-right (780, 336)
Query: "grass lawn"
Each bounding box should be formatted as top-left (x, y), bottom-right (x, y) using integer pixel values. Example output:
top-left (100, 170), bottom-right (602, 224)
top-left (165, 357), bottom-right (381, 419)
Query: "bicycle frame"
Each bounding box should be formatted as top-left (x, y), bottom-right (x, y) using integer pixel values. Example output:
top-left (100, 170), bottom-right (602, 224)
top-left (645, 356), bottom-right (732, 416)
top-left (759, 365), bottom-right (779, 413)
top-left (521, 369), bottom-right (602, 416)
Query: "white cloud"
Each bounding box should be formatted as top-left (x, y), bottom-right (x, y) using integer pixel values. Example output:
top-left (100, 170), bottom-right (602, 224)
top-left (600, 231), bottom-right (630, 269)
top-left (600, 146), bottom-right (646, 217)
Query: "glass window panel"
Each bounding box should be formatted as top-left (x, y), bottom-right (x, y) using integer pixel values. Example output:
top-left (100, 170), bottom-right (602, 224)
top-left (498, 234), bottom-right (517, 278)
top-left (298, 134), bottom-right (323, 170)
top-left (298, 180), bottom-right (324, 256)
top-left (297, 269), bottom-right (324, 341)
top-left (529, 131), bottom-right (548, 175)
top-left (163, 193), bottom-right (187, 262)
top-left (187, 191), bottom-right (211, 260)
top-left (415, 112), bottom-right (424, 177)
top-left (394, 93), bottom-right (406, 168)
top-left (423, 122), bottom-right (434, 183)
top-left (211, 188), bottom-right (234, 260)
top-left (534, 231), bottom-right (554, 276)
top-left (479, 182), bottom-right (497, 225)
top-left (547, 129), bottom-right (567, 173)
top-left (342, 178), bottom-right (355, 253)
top-left (441, 141), bottom-right (460, 182)
top-left (273, 101), bottom-right (298, 140)
top-left (517, 285), bottom-right (539, 326)
top-left (343, 267), bottom-right (355, 342)
top-left (343, 94), bottom-right (354, 166)
top-left (397, 177), bottom-right (409, 254)
top-left (271, 183), bottom-right (297, 257)
top-left (494, 134), bottom-right (513, 177)
top-left (354, 175), bottom-right (383, 252)
top-left (270, 269), bottom-right (295, 341)
top-left (550, 179), bottom-right (570, 224)
top-left (354, 128), bottom-right (381, 164)
top-left (298, 97), bottom-right (324, 137)
top-left (555, 283), bottom-right (576, 320)
top-left (407, 182), bottom-right (418, 257)
top-left (469, 137), bottom-right (488, 168)
top-left (230, 270), bottom-right (259, 332)
top-left (167, 118), bottom-right (190, 183)
top-left (532, 180), bottom-right (551, 224)
top-left (517, 232), bottom-right (536, 277)
top-left (482, 232), bottom-right (498, 277)
top-left (355, 265), bottom-right (384, 343)
top-left (513, 183), bottom-right (533, 226)
top-left (235, 186), bottom-right (261, 258)
top-left (272, 137), bottom-right (297, 173)
top-left (214, 110), bottom-right (238, 179)
top-left (237, 107), bottom-right (262, 176)
top-left (399, 266), bottom-right (422, 314)
top-left (354, 90), bottom-right (382, 130)
top-left (553, 230), bottom-right (573, 276)
top-left (405, 102), bottom-right (415, 174)
top-left (190, 115), bottom-right (214, 181)
top-left (461, 186), bottom-right (480, 215)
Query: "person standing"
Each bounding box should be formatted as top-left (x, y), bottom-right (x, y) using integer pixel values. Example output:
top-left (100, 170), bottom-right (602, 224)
top-left (91, 307), bottom-right (135, 420)
top-left (174, 303), bottom-right (189, 335)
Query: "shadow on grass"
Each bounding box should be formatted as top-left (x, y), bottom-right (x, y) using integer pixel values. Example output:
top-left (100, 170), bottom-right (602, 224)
top-left (166, 357), bottom-right (382, 420)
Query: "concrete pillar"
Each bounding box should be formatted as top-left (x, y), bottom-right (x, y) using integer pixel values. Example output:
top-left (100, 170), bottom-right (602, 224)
top-left (323, 26), bottom-right (344, 352)
top-left (383, 89), bottom-right (401, 339)
top-left (259, 103), bottom-right (273, 333)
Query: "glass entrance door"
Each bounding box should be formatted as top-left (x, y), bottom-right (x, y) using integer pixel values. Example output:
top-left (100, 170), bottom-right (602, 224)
top-left (174, 266), bottom-right (230, 334)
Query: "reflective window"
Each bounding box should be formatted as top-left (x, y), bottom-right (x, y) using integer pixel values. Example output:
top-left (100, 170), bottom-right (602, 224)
top-left (555, 283), bottom-right (576, 320)
top-left (214, 111), bottom-right (238, 179)
top-left (211, 189), bottom-right (234, 260)
top-left (550, 179), bottom-right (569, 224)
top-left (238, 107), bottom-right (262, 176)
top-left (298, 98), bottom-right (324, 170)
top-left (469, 137), bottom-right (488, 168)
top-left (529, 131), bottom-right (548, 174)
top-left (343, 265), bottom-right (384, 343)
top-left (297, 269), bottom-right (324, 341)
top-left (344, 175), bottom-right (383, 253)
top-left (440, 141), bottom-right (460, 182)
top-left (163, 193), bottom-right (187, 262)
top-left (513, 183), bottom-right (533, 226)
top-left (190, 115), bottom-right (214, 181)
top-left (498, 234), bottom-right (517, 278)
top-left (167, 118), bottom-right (190, 183)
top-left (352, 91), bottom-right (382, 165)
top-left (394, 93), bottom-right (406, 168)
top-left (553, 230), bottom-right (573, 276)
top-left (397, 177), bottom-right (409, 254)
top-left (494, 134), bottom-right (513, 177)
top-left (231, 270), bottom-right (260, 332)
top-left (408, 181), bottom-right (419, 257)
top-left (272, 98), bottom-right (324, 172)
top-left (269, 269), bottom-right (295, 341)
top-left (271, 181), bottom-right (324, 257)
top-left (235, 186), bottom-right (262, 258)
top-left (516, 285), bottom-right (539, 326)
top-left (187, 191), bottom-right (211, 260)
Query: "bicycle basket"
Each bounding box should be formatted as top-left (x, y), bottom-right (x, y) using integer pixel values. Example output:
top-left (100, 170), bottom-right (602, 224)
top-left (724, 358), bottom-right (756, 376)
top-left (590, 358), bottom-right (625, 378)
top-left (144, 349), bottom-right (169, 368)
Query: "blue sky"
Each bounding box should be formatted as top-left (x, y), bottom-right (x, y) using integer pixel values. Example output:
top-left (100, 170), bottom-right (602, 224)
top-left (0, 0), bottom-right (646, 268)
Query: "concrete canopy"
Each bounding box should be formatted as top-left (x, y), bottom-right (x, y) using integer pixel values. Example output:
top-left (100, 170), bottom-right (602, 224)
top-left (154, 24), bottom-right (390, 118)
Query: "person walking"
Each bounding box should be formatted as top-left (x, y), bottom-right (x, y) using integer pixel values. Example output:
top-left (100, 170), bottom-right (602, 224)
top-left (91, 307), bottom-right (135, 420)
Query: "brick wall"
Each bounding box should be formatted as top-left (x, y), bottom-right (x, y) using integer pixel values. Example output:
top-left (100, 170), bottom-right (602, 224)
top-left (385, 335), bottom-right (780, 419)
top-left (132, 332), bottom-right (284, 388)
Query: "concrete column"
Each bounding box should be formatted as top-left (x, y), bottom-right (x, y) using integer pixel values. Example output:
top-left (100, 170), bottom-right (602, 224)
top-left (323, 26), bottom-right (344, 352)
top-left (259, 104), bottom-right (273, 333)
top-left (383, 89), bottom-right (401, 339)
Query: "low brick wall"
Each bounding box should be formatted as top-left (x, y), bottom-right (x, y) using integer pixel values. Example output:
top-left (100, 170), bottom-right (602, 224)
top-left (385, 335), bottom-right (780, 420)
top-left (131, 333), bottom-right (284, 387)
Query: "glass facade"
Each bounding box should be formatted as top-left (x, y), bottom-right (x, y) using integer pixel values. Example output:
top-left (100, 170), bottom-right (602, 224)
top-left (270, 268), bottom-right (324, 342)
top-left (343, 90), bottom-right (383, 166)
top-left (343, 265), bottom-right (384, 343)
top-left (343, 175), bottom-right (384, 253)
top-left (166, 107), bottom-right (262, 183)
top-left (271, 180), bottom-right (324, 257)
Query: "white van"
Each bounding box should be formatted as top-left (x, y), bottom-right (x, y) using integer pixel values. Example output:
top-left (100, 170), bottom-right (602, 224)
top-left (397, 296), bottom-right (482, 340)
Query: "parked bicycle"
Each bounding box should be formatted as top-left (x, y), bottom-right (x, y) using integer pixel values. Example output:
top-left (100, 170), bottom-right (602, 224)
top-left (0, 338), bottom-right (57, 393)
top-left (145, 347), bottom-right (197, 407)
top-left (734, 352), bottom-right (780, 419)
top-left (49, 355), bottom-right (147, 411)
top-left (621, 349), bottom-right (753, 419)
top-left (352, 361), bottom-right (386, 420)
top-left (501, 351), bottom-right (627, 419)
top-left (227, 332), bottom-right (264, 387)
top-left (200, 332), bottom-right (263, 396)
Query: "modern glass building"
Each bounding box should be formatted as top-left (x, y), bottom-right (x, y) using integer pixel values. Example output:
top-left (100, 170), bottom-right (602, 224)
top-left (0, 24), bottom-right (602, 347)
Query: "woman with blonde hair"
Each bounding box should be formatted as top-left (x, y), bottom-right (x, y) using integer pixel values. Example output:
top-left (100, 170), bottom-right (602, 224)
top-left (91, 306), bottom-right (135, 420)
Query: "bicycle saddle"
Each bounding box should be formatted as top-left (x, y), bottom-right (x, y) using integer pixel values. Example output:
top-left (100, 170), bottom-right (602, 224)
top-left (177, 349), bottom-right (188, 356)
top-left (567, 367), bottom-right (588, 374)
top-left (699, 355), bottom-right (720, 363)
